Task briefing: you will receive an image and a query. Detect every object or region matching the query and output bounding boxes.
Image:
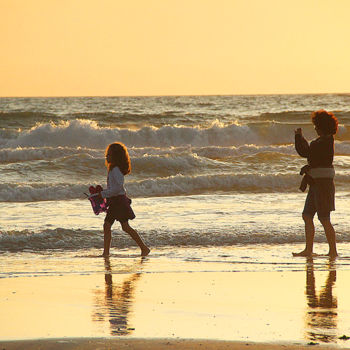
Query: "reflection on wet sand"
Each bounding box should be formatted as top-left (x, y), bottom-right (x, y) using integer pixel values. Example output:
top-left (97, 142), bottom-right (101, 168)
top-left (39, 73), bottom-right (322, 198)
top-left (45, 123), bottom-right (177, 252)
top-left (92, 257), bottom-right (146, 335)
top-left (304, 258), bottom-right (337, 343)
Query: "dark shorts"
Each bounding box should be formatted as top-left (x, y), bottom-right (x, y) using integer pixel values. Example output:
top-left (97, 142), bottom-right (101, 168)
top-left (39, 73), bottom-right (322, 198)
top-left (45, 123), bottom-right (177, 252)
top-left (104, 195), bottom-right (136, 225)
top-left (303, 179), bottom-right (335, 220)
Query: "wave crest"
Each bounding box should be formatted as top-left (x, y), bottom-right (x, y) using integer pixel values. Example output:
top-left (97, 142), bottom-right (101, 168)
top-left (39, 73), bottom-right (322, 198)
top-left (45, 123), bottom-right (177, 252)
top-left (0, 119), bottom-right (301, 149)
top-left (2, 227), bottom-right (350, 251)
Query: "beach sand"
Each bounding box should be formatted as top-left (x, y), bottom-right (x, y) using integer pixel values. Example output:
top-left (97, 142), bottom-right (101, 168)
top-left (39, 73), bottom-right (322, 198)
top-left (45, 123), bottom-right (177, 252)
top-left (1, 250), bottom-right (350, 349)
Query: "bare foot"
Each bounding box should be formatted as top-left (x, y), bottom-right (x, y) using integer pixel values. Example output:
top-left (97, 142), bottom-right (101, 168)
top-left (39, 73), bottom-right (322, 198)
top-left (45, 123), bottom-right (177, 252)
top-left (141, 247), bottom-right (150, 257)
top-left (292, 250), bottom-right (312, 257)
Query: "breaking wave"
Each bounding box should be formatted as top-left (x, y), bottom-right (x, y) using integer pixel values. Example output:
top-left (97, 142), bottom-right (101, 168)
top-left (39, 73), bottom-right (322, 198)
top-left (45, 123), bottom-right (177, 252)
top-left (2, 227), bottom-right (350, 251)
top-left (3, 119), bottom-right (349, 149)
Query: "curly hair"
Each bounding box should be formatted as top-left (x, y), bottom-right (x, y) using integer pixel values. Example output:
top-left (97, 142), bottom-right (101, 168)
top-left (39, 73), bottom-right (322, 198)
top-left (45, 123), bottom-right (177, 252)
top-left (105, 142), bottom-right (131, 175)
top-left (311, 109), bottom-right (338, 135)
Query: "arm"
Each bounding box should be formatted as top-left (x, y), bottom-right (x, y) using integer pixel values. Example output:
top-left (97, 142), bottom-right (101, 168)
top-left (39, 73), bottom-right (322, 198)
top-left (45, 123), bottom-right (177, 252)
top-left (294, 128), bottom-right (310, 158)
top-left (101, 167), bottom-right (125, 198)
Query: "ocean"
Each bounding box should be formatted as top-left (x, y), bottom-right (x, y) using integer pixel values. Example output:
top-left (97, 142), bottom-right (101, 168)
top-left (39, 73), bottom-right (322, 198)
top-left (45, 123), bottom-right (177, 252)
top-left (3, 94), bottom-right (350, 343)
top-left (1, 94), bottom-right (350, 275)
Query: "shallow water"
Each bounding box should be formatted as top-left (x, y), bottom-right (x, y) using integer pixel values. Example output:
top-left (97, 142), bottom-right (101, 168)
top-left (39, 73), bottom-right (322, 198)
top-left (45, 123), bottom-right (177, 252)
top-left (2, 95), bottom-right (350, 254)
top-left (1, 193), bottom-right (350, 253)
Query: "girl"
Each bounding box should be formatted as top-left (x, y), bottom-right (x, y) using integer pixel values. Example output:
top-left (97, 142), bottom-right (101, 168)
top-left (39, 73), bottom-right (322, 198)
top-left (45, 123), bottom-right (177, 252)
top-left (100, 142), bottom-right (150, 257)
top-left (293, 110), bottom-right (338, 257)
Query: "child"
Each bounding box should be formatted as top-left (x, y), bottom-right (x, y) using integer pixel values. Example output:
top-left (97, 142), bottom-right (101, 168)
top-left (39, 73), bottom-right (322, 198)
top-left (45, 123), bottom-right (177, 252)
top-left (100, 142), bottom-right (150, 257)
top-left (293, 110), bottom-right (338, 257)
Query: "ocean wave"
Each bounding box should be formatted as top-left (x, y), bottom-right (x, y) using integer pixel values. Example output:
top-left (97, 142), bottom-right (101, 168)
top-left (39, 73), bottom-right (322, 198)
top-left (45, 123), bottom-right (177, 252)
top-left (132, 152), bottom-right (232, 175)
top-left (0, 173), bottom-right (300, 202)
top-left (193, 145), bottom-right (296, 158)
top-left (130, 173), bottom-right (299, 197)
top-left (0, 147), bottom-right (229, 171)
top-left (0, 119), bottom-right (342, 149)
top-left (0, 183), bottom-right (87, 202)
top-left (3, 120), bottom-right (112, 149)
top-left (2, 227), bottom-right (350, 251)
top-left (257, 111), bottom-right (314, 122)
top-left (0, 111), bottom-right (58, 128)
top-left (2, 142), bottom-right (350, 168)
top-left (192, 143), bottom-right (350, 159)
top-left (69, 111), bottom-right (207, 127)
top-left (0, 144), bottom-right (297, 165)
top-left (257, 110), bottom-right (350, 123)
top-left (0, 110), bottom-right (229, 130)
top-left (0, 146), bottom-right (101, 163)
top-left (3, 172), bottom-right (350, 202)
top-left (0, 152), bottom-right (229, 180)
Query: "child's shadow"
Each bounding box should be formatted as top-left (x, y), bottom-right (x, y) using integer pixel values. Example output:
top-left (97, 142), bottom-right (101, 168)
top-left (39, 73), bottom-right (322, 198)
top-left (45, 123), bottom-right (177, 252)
top-left (304, 257), bottom-right (337, 343)
top-left (92, 257), bottom-right (146, 335)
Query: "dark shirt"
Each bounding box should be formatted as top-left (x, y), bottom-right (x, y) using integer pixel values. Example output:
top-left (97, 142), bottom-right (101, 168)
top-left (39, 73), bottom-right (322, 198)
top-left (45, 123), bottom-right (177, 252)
top-left (295, 134), bottom-right (334, 168)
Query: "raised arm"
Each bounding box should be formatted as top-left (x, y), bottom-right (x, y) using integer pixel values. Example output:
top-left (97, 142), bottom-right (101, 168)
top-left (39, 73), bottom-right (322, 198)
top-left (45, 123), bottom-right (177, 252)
top-left (294, 128), bottom-right (310, 158)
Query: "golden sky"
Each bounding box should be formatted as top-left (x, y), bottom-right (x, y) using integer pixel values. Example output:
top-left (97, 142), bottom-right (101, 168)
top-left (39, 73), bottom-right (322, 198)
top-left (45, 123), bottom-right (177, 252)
top-left (1, 0), bottom-right (350, 96)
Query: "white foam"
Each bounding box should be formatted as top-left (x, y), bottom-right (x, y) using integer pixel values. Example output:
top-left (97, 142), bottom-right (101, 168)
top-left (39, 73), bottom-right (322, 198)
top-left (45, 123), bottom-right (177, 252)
top-left (3, 120), bottom-right (350, 154)
top-left (1, 119), bottom-right (303, 149)
top-left (2, 143), bottom-right (350, 167)
top-left (0, 173), bottom-right (293, 202)
top-left (4, 171), bottom-right (350, 202)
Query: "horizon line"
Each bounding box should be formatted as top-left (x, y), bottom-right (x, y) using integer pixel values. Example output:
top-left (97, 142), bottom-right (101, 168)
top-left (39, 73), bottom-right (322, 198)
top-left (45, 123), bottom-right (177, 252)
top-left (1, 91), bottom-right (349, 98)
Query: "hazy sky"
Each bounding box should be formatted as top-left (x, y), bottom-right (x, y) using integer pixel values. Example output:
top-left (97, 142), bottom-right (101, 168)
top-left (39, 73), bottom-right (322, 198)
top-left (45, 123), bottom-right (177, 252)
top-left (1, 0), bottom-right (350, 96)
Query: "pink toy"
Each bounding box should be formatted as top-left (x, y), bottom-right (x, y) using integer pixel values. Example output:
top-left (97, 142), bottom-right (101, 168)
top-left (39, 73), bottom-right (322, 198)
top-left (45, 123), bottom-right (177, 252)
top-left (85, 185), bottom-right (108, 215)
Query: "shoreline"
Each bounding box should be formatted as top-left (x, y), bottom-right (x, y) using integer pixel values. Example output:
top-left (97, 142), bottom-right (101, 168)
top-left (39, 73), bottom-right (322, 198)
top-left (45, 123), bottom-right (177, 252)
top-left (2, 249), bottom-right (350, 347)
top-left (0, 338), bottom-right (347, 350)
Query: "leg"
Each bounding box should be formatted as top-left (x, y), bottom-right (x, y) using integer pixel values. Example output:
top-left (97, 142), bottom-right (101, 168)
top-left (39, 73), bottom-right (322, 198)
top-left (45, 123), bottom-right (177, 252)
top-left (294, 187), bottom-right (317, 257)
top-left (319, 217), bottom-right (338, 257)
top-left (103, 221), bottom-right (112, 256)
top-left (293, 214), bottom-right (315, 256)
top-left (120, 221), bottom-right (150, 256)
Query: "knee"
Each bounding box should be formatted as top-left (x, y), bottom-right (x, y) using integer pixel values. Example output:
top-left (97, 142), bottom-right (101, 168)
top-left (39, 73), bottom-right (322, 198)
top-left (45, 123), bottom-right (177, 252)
top-left (319, 217), bottom-right (331, 226)
top-left (121, 221), bottom-right (130, 232)
top-left (302, 213), bottom-right (313, 223)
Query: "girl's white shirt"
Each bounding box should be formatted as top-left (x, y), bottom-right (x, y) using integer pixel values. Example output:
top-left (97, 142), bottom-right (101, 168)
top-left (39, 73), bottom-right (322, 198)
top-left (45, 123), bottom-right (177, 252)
top-left (101, 166), bottom-right (126, 198)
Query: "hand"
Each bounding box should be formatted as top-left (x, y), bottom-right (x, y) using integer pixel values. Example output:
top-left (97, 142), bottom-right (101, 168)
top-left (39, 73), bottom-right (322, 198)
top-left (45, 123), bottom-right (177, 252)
top-left (295, 128), bottom-right (302, 136)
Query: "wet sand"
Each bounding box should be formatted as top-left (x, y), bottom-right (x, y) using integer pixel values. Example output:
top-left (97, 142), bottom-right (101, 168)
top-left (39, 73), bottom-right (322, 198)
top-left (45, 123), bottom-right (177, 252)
top-left (0, 337), bottom-right (346, 350)
top-left (1, 253), bottom-right (350, 348)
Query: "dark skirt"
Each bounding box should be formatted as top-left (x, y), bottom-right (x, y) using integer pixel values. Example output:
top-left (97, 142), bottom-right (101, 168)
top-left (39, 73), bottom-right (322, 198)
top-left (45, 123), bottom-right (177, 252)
top-left (303, 178), bottom-right (335, 219)
top-left (105, 195), bottom-right (135, 224)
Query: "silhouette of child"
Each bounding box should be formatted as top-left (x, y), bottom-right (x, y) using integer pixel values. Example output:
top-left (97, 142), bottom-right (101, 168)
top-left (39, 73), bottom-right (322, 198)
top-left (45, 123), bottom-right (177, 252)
top-left (293, 110), bottom-right (338, 257)
top-left (100, 142), bottom-right (150, 257)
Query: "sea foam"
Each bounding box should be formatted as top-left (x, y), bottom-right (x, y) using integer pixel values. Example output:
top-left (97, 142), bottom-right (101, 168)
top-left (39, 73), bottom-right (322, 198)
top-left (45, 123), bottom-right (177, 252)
top-left (2, 119), bottom-right (331, 149)
top-left (2, 226), bottom-right (350, 251)
top-left (0, 173), bottom-right (300, 202)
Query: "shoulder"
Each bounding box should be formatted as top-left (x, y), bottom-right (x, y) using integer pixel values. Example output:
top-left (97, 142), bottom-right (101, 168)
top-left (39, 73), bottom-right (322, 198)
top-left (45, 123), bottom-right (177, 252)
top-left (310, 136), bottom-right (333, 149)
top-left (310, 137), bottom-right (323, 147)
top-left (110, 166), bottom-right (124, 179)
